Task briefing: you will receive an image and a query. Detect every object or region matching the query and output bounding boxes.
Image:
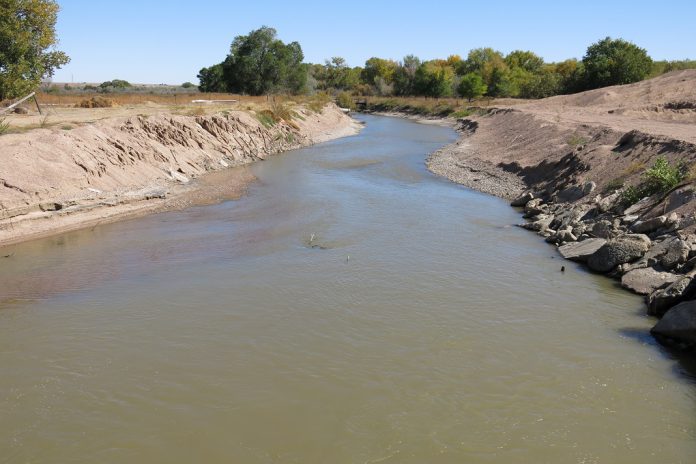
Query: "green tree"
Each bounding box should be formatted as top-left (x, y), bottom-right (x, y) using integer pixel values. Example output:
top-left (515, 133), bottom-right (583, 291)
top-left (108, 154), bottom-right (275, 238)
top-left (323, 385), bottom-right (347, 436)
top-left (0, 0), bottom-right (69, 100)
top-left (414, 61), bottom-right (454, 97)
top-left (321, 57), bottom-right (361, 91)
top-left (581, 37), bottom-right (652, 89)
top-left (197, 63), bottom-right (225, 92)
top-left (393, 54), bottom-right (421, 96)
top-left (361, 57), bottom-right (398, 87)
top-left (505, 50), bottom-right (544, 73)
top-left (457, 72), bottom-right (487, 101)
top-left (221, 26), bottom-right (307, 95)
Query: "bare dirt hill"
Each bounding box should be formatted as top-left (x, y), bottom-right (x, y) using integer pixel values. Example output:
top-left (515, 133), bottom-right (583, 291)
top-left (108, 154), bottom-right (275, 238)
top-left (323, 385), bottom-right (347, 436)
top-left (429, 70), bottom-right (696, 202)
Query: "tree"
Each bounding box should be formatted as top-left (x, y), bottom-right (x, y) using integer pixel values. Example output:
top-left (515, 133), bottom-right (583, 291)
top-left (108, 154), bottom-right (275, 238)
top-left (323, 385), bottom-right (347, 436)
top-left (221, 26), bottom-right (307, 95)
top-left (457, 73), bottom-right (487, 101)
top-left (393, 54), bottom-right (420, 96)
top-left (505, 50), bottom-right (544, 73)
top-left (323, 57), bottom-right (360, 91)
top-left (361, 57), bottom-right (398, 87)
top-left (414, 61), bottom-right (454, 97)
top-left (581, 37), bottom-right (652, 89)
top-left (0, 0), bottom-right (69, 101)
top-left (197, 63), bottom-right (225, 92)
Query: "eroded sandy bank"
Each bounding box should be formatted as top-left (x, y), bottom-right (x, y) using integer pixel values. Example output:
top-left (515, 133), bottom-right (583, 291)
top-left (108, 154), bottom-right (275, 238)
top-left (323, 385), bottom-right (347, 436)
top-left (0, 104), bottom-right (361, 247)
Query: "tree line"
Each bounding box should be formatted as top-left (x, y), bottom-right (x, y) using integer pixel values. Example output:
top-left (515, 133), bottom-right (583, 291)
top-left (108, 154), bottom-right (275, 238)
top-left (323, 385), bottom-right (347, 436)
top-left (199, 26), bottom-right (696, 100)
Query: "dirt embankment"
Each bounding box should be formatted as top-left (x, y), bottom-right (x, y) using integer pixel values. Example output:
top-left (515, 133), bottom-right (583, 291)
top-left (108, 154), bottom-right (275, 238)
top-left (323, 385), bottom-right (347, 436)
top-left (425, 70), bottom-right (696, 351)
top-left (0, 104), bottom-right (360, 246)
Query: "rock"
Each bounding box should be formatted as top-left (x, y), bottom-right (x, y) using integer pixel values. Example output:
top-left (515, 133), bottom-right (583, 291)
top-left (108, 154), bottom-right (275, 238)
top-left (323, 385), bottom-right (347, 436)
top-left (587, 234), bottom-right (651, 272)
top-left (39, 202), bottom-right (63, 211)
top-left (667, 185), bottom-right (696, 213)
top-left (623, 197), bottom-right (653, 216)
top-left (521, 214), bottom-right (554, 232)
top-left (524, 198), bottom-right (545, 216)
top-left (660, 239), bottom-right (690, 270)
top-left (511, 192), bottom-right (534, 207)
top-left (556, 229), bottom-right (577, 243)
top-left (558, 238), bottom-right (606, 262)
top-left (651, 300), bottom-right (696, 349)
top-left (631, 215), bottom-right (667, 234)
top-left (597, 193), bottom-right (619, 213)
top-left (591, 220), bottom-right (620, 239)
top-left (556, 185), bottom-right (586, 202)
top-left (621, 267), bottom-right (680, 295)
top-left (551, 204), bottom-right (590, 230)
top-left (647, 276), bottom-right (695, 317)
top-left (169, 169), bottom-right (189, 183)
top-left (620, 237), bottom-right (677, 273)
top-left (582, 181), bottom-right (597, 196)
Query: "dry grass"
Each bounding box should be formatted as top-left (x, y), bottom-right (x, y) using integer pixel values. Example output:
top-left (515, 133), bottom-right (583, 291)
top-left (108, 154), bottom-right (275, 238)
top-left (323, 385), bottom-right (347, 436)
top-left (36, 92), bottom-right (271, 107)
top-left (77, 96), bottom-right (115, 108)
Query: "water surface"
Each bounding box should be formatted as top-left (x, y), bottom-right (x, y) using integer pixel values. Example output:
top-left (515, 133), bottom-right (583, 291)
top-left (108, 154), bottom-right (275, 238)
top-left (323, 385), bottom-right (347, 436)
top-left (1, 115), bottom-right (694, 463)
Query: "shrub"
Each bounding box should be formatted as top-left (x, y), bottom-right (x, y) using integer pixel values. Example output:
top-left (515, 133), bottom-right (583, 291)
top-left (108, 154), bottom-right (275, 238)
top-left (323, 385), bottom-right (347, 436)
top-left (270, 99), bottom-right (295, 121)
top-left (620, 185), bottom-right (642, 207)
top-left (181, 82), bottom-right (195, 89)
top-left (336, 91), bottom-right (354, 109)
top-left (256, 110), bottom-right (276, 128)
top-left (619, 157), bottom-right (686, 207)
top-left (643, 156), bottom-right (685, 194)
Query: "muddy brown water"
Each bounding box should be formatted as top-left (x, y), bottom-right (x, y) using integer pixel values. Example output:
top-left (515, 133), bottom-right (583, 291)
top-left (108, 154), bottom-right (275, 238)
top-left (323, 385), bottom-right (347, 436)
top-left (1, 115), bottom-right (694, 463)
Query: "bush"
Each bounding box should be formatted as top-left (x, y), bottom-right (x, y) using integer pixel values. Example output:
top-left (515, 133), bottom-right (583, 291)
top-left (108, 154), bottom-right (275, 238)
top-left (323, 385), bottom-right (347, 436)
top-left (181, 82), bottom-right (195, 89)
top-left (619, 157), bottom-right (686, 206)
top-left (336, 91), bottom-right (354, 109)
top-left (643, 156), bottom-right (685, 193)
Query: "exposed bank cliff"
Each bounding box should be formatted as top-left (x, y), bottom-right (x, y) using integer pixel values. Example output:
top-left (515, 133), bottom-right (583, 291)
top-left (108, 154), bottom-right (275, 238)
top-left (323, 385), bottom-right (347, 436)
top-left (0, 104), bottom-right (360, 246)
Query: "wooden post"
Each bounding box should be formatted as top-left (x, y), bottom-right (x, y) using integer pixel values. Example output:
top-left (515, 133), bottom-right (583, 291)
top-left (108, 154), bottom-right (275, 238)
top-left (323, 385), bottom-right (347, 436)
top-left (33, 94), bottom-right (42, 115)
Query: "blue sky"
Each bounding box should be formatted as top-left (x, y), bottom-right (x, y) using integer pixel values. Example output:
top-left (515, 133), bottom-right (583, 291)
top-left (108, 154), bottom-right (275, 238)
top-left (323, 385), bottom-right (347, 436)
top-left (52, 0), bottom-right (696, 85)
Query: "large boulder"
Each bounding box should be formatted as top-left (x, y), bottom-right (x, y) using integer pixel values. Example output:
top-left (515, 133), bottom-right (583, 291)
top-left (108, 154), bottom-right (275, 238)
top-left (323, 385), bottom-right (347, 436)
top-left (621, 267), bottom-right (680, 295)
top-left (647, 276), bottom-right (695, 317)
top-left (511, 192), bottom-right (534, 207)
top-left (651, 300), bottom-right (696, 349)
top-left (591, 220), bottom-right (620, 239)
top-left (631, 215), bottom-right (667, 234)
top-left (660, 239), bottom-right (690, 270)
top-left (587, 234), bottom-right (652, 273)
top-left (558, 238), bottom-right (606, 262)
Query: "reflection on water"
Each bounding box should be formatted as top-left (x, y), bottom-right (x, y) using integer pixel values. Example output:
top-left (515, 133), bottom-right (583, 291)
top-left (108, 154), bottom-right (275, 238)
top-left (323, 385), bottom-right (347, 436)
top-left (0, 115), bottom-right (694, 463)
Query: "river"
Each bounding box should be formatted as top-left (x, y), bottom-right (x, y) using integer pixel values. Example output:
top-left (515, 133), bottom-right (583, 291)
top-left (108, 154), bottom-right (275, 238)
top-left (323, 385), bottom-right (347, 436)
top-left (1, 114), bottom-right (694, 463)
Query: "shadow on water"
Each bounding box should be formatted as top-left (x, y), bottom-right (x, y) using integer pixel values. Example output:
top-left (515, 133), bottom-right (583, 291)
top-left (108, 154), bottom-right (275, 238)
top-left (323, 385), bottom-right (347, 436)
top-left (619, 326), bottom-right (696, 384)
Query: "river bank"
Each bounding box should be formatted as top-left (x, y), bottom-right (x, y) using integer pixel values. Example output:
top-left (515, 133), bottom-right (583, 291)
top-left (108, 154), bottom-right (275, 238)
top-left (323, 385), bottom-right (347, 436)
top-left (0, 104), bottom-right (360, 247)
top-left (369, 70), bottom-right (696, 351)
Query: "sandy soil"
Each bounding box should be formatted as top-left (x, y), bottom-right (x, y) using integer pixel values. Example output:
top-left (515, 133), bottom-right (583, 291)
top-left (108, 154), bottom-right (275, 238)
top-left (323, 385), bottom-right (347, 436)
top-left (0, 104), bottom-right (361, 247)
top-left (427, 70), bottom-right (696, 203)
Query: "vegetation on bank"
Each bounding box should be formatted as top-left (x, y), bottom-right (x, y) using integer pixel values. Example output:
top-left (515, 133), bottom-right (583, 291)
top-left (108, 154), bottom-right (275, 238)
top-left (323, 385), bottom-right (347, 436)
top-left (0, 0), bottom-right (69, 101)
top-left (197, 27), bottom-right (696, 101)
top-left (620, 157), bottom-right (688, 206)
